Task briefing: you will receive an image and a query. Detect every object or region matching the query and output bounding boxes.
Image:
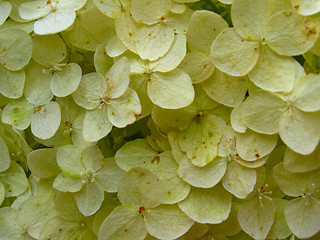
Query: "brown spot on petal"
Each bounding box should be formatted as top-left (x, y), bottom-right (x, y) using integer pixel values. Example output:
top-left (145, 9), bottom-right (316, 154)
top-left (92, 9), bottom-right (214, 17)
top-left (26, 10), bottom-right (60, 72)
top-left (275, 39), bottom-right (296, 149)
top-left (151, 156), bottom-right (160, 164)
top-left (139, 206), bottom-right (145, 213)
top-left (255, 153), bottom-right (260, 158)
top-left (134, 113), bottom-right (141, 119)
top-left (283, 11), bottom-right (292, 17)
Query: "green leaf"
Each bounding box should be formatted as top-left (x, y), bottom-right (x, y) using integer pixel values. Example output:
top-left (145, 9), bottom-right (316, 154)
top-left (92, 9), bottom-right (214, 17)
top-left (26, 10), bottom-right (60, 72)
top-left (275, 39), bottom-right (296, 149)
top-left (27, 148), bottom-right (60, 179)
top-left (31, 101), bottom-right (61, 140)
top-left (178, 185), bottom-right (232, 224)
top-left (2, 98), bottom-right (34, 130)
top-left (118, 166), bottom-right (166, 209)
top-left (0, 28), bottom-right (32, 71)
top-left (238, 196), bottom-right (276, 240)
top-left (145, 204), bottom-right (195, 239)
top-left (211, 28), bottom-right (260, 77)
top-left (74, 181), bottom-right (105, 216)
top-left (51, 63), bottom-right (82, 97)
top-left (98, 205), bottom-right (147, 240)
top-left (136, 23), bottom-right (174, 61)
top-left (32, 34), bottom-right (66, 67)
top-left (285, 196), bottom-right (320, 239)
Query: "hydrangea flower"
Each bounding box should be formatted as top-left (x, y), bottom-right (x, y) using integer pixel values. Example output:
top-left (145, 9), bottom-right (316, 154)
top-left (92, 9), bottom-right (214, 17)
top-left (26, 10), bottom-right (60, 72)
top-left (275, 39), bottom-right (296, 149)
top-left (18, 0), bottom-right (87, 35)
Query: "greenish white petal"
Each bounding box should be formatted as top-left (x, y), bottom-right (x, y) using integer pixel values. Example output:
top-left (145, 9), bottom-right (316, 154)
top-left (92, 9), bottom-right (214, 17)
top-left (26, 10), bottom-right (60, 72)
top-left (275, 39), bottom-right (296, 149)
top-left (74, 181), bottom-right (105, 216)
top-left (211, 28), bottom-right (260, 77)
top-left (51, 63), bottom-right (82, 97)
top-left (279, 108), bottom-right (320, 155)
top-left (148, 69), bottom-right (194, 109)
top-left (136, 23), bottom-right (174, 61)
top-left (118, 166), bottom-right (166, 209)
top-left (285, 196), bottom-right (320, 239)
top-left (178, 185), bottom-right (232, 224)
top-left (238, 196), bottom-right (276, 240)
top-left (31, 101), bottom-right (61, 140)
top-left (265, 11), bottom-right (320, 56)
top-left (248, 46), bottom-right (296, 92)
top-left (145, 204), bottom-right (195, 239)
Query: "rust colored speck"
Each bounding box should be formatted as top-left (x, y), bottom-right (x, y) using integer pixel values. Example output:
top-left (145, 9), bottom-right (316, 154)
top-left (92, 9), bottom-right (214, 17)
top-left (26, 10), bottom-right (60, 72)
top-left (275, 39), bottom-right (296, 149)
top-left (36, 106), bottom-right (41, 112)
top-left (64, 121), bottom-right (70, 126)
top-left (47, 0), bottom-right (52, 4)
top-left (294, 5), bottom-right (299, 9)
top-left (160, 16), bottom-right (165, 21)
top-left (139, 206), bottom-right (145, 213)
top-left (151, 156), bottom-right (160, 164)
top-left (255, 153), bottom-right (260, 158)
